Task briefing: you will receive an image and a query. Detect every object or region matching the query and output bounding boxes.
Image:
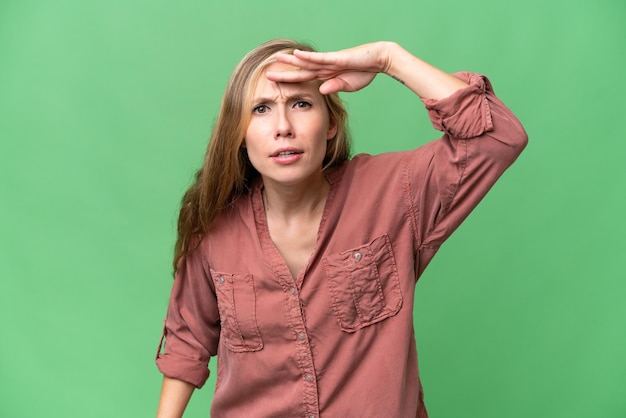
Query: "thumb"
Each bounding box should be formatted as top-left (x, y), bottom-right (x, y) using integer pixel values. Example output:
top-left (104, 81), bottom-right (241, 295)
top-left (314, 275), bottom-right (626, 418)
top-left (320, 72), bottom-right (377, 94)
top-left (319, 78), bottom-right (353, 95)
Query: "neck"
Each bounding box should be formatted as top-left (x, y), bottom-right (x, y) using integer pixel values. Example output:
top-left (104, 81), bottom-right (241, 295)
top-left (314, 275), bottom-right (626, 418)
top-left (262, 173), bottom-right (330, 221)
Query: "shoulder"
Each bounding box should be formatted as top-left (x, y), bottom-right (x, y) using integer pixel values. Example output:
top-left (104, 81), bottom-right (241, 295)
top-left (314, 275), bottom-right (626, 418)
top-left (328, 150), bottom-right (417, 192)
top-left (344, 147), bottom-right (437, 175)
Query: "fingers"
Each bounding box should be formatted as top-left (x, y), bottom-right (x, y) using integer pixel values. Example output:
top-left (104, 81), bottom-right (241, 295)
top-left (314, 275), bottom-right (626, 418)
top-left (265, 45), bottom-right (380, 93)
top-left (272, 53), bottom-right (336, 75)
top-left (274, 50), bottom-right (338, 68)
top-left (293, 49), bottom-right (340, 65)
top-left (272, 52), bottom-right (308, 68)
top-left (266, 52), bottom-right (335, 84)
top-left (266, 68), bottom-right (377, 94)
top-left (264, 71), bottom-right (357, 94)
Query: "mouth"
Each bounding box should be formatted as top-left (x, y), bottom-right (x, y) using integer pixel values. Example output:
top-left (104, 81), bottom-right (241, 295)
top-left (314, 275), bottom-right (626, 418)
top-left (271, 148), bottom-right (303, 157)
top-left (270, 148), bottom-right (304, 164)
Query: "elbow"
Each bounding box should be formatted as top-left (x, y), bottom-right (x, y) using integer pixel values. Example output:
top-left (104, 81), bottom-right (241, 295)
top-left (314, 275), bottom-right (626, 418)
top-left (510, 128), bottom-right (529, 159)
top-left (487, 98), bottom-right (528, 162)
top-left (490, 117), bottom-right (528, 166)
top-left (483, 126), bottom-right (528, 170)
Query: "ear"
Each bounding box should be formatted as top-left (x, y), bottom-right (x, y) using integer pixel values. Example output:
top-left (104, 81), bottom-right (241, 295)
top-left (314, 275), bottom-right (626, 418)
top-left (241, 139), bottom-right (247, 148)
top-left (326, 118), bottom-right (338, 141)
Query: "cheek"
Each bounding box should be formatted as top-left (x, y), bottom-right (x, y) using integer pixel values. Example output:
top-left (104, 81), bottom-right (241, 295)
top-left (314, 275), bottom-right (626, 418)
top-left (315, 118), bottom-right (333, 142)
top-left (244, 148), bottom-right (264, 174)
top-left (244, 123), bottom-right (263, 150)
top-left (244, 141), bottom-right (262, 164)
top-left (242, 135), bottom-right (258, 161)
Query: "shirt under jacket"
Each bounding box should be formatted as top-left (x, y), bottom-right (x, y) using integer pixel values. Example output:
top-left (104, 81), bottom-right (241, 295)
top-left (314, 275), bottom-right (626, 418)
top-left (156, 72), bottom-right (528, 417)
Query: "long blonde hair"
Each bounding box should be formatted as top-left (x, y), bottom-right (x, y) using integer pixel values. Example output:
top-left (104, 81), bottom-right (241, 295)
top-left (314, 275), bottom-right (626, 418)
top-left (173, 39), bottom-right (351, 273)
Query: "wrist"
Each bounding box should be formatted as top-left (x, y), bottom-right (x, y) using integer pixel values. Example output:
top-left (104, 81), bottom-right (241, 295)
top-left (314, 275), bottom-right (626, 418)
top-left (379, 41), bottom-right (405, 75)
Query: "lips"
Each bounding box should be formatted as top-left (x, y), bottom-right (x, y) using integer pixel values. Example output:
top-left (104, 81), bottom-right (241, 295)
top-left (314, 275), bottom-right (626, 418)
top-left (270, 147), bottom-right (304, 164)
top-left (271, 148), bottom-right (302, 157)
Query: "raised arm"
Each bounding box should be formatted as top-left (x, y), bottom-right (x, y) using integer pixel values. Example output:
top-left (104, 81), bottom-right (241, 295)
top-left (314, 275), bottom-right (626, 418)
top-left (266, 41), bottom-right (467, 100)
top-left (270, 41), bottom-right (528, 278)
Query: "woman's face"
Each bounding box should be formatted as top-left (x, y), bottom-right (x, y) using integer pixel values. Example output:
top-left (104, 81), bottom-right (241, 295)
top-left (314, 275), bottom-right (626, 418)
top-left (244, 62), bottom-right (337, 190)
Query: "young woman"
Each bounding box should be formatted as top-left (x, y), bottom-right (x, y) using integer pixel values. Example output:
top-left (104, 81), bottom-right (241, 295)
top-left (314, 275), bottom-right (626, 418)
top-left (155, 39), bottom-right (527, 417)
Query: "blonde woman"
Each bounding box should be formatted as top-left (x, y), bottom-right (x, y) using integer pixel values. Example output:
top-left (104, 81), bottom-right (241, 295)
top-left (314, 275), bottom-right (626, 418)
top-left (156, 39), bottom-right (527, 417)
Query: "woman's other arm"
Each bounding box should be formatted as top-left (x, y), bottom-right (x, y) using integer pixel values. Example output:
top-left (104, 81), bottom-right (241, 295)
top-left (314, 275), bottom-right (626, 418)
top-left (156, 242), bottom-right (219, 417)
top-left (156, 376), bottom-right (195, 418)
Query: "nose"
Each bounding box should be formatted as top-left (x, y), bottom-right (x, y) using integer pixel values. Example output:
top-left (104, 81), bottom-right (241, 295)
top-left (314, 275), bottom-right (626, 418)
top-left (274, 107), bottom-right (293, 139)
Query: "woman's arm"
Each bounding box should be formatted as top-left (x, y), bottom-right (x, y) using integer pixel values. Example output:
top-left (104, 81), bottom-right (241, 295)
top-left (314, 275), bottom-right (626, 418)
top-left (269, 41), bottom-right (527, 275)
top-left (156, 376), bottom-right (195, 418)
top-left (155, 242), bottom-right (219, 417)
top-left (266, 41), bottom-right (468, 100)
top-left (381, 42), bottom-right (468, 100)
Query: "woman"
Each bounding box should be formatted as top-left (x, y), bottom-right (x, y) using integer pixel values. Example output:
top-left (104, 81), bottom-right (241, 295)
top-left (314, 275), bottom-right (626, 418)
top-left (156, 39), bottom-right (527, 417)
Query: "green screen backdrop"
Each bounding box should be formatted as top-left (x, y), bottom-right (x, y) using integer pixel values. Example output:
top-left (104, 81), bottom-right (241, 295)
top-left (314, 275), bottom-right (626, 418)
top-left (1, 0), bottom-right (624, 417)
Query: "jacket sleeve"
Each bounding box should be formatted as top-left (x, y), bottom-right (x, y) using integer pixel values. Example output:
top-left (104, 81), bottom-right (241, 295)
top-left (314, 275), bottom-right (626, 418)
top-left (155, 241), bottom-right (220, 388)
top-left (405, 72), bottom-right (528, 277)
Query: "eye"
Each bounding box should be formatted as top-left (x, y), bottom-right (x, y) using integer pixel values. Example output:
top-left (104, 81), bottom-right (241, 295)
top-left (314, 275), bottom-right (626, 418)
top-left (294, 100), bottom-right (312, 109)
top-left (253, 104), bottom-right (269, 114)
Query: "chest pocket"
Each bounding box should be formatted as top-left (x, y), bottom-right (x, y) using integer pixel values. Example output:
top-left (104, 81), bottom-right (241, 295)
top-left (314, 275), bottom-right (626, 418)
top-left (323, 234), bottom-right (403, 333)
top-left (210, 270), bottom-right (263, 353)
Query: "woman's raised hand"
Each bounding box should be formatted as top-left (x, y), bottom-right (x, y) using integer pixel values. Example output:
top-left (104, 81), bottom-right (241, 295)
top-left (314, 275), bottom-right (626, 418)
top-left (266, 41), bottom-right (469, 100)
top-left (266, 42), bottom-right (393, 95)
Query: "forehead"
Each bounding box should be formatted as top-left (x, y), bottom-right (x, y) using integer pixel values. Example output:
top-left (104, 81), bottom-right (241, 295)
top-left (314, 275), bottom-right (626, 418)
top-left (252, 61), bottom-right (322, 99)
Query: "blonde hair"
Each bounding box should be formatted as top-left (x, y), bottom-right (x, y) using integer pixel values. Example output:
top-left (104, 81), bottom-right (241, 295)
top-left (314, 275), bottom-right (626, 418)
top-left (173, 39), bottom-right (351, 273)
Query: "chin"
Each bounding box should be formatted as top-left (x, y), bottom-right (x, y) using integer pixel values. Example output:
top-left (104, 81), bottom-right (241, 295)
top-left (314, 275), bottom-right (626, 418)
top-left (263, 170), bottom-right (324, 188)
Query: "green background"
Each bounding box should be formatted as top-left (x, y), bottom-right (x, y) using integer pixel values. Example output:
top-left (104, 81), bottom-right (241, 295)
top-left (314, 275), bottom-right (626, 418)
top-left (1, 0), bottom-right (624, 417)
